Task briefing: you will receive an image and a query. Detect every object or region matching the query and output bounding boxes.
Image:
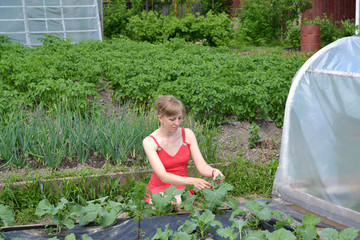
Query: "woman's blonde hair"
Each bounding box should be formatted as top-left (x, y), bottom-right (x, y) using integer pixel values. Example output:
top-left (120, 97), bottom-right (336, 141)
top-left (156, 95), bottom-right (185, 117)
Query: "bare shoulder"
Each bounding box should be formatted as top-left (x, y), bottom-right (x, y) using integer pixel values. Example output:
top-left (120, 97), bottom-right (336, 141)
top-left (143, 135), bottom-right (157, 149)
top-left (184, 128), bottom-right (197, 143)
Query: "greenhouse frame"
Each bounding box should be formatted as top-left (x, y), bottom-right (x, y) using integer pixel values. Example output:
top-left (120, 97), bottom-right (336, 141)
top-left (0, 0), bottom-right (103, 47)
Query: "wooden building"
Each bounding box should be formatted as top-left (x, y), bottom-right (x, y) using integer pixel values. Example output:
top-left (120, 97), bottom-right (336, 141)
top-left (303, 0), bottom-right (356, 22)
top-left (229, 0), bottom-right (356, 21)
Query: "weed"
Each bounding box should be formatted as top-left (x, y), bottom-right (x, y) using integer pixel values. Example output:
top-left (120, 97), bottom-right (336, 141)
top-left (221, 157), bottom-right (278, 198)
top-left (248, 122), bottom-right (262, 148)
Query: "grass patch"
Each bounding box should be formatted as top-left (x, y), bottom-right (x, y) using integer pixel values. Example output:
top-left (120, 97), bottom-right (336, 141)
top-left (220, 157), bottom-right (278, 199)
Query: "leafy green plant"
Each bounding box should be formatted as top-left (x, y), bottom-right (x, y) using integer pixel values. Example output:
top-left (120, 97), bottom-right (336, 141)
top-left (239, 0), bottom-right (312, 45)
top-left (151, 185), bottom-right (185, 216)
top-left (150, 223), bottom-right (195, 240)
top-left (179, 209), bottom-right (223, 239)
top-left (320, 227), bottom-right (359, 240)
top-left (35, 197), bottom-right (77, 233)
top-left (243, 200), bottom-right (274, 229)
top-left (216, 218), bottom-right (248, 240)
top-left (74, 197), bottom-right (123, 227)
top-left (123, 182), bottom-right (154, 240)
top-left (304, 14), bottom-right (344, 47)
top-left (248, 122), bottom-right (262, 148)
top-left (0, 204), bottom-right (14, 227)
top-left (125, 10), bottom-right (233, 46)
top-left (285, 19), bottom-right (301, 47)
top-left (198, 175), bottom-right (234, 213)
top-left (103, 0), bottom-right (143, 38)
top-left (48, 233), bottom-right (93, 240)
top-left (340, 19), bottom-right (359, 37)
top-left (199, 0), bottom-right (230, 15)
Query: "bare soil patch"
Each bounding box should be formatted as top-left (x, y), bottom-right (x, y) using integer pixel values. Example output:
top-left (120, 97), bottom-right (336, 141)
top-left (218, 119), bottom-right (282, 163)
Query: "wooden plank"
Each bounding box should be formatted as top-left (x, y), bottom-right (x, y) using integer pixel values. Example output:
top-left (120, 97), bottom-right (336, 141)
top-left (273, 183), bottom-right (360, 229)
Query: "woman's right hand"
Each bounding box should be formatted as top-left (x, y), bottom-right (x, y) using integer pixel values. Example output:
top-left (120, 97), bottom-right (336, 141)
top-left (191, 177), bottom-right (212, 190)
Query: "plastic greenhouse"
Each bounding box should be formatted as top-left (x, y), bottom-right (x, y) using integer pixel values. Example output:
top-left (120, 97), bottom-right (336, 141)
top-left (0, 0), bottom-right (103, 47)
top-left (272, 36), bottom-right (360, 229)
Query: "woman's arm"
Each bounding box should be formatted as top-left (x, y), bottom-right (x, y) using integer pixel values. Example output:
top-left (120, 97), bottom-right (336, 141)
top-left (143, 136), bottom-right (212, 189)
top-left (185, 128), bottom-right (225, 182)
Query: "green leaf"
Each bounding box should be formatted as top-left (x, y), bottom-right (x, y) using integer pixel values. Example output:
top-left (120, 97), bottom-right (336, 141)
top-left (232, 219), bottom-right (248, 232)
top-left (98, 209), bottom-right (118, 227)
top-left (164, 185), bottom-right (184, 197)
top-left (210, 220), bottom-right (223, 228)
top-left (178, 220), bottom-right (197, 234)
top-left (78, 204), bottom-right (99, 226)
top-left (273, 215), bottom-right (293, 230)
top-left (35, 199), bottom-right (53, 217)
top-left (64, 219), bottom-right (75, 230)
top-left (0, 204), bottom-right (14, 227)
top-left (246, 201), bottom-right (263, 212)
top-left (81, 234), bottom-right (94, 240)
top-left (198, 209), bottom-right (216, 225)
top-left (180, 191), bottom-right (196, 212)
top-left (227, 197), bottom-right (240, 210)
top-left (151, 224), bottom-right (173, 240)
top-left (221, 182), bottom-right (234, 191)
top-left (217, 226), bottom-right (238, 240)
top-left (268, 228), bottom-right (296, 240)
top-left (151, 193), bottom-right (173, 212)
top-left (64, 233), bottom-right (76, 240)
top-left (319, 228), bottom-right (339, 240)
top-left (339, 227), bottom-right (359, 240)
top-left (203, 186), bottom-right (227, 211)
top-left (172, 231), bottom-right (196, 240)
top-left (88, 197), bottom-right (108, 205)
top-left (302, 214), bottom-right (322, 226)
top-left (299, 225), bottom-right (318, 240)
top-left (53, 197), bottom-right (68, 213)
top-left (245, 230), bottom-right (268, 240)
top-left (230, 208), bottom-right (246, 221)
top-left (254, 207), bottom-right (272, 221)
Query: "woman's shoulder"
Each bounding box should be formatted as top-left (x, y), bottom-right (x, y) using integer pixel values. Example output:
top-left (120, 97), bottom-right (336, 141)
top-left (183, 128), bottom-right (196, 141)
top-left (143, 130), bottom-right (158, 145)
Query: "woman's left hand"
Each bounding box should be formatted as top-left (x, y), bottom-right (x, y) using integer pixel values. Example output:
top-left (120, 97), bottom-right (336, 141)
top-left (212, 169), bottom-right (225, 183)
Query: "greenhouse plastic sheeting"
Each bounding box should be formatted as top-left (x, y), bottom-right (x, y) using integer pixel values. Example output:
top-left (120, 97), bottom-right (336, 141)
top-left (0, 0), bottom-right (102, 47)
top-left (273, 36), bottom-right (360, 229)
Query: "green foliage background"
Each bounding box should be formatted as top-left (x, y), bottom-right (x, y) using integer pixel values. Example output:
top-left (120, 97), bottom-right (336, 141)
top-left (0, 36), bottom-right (307, 126)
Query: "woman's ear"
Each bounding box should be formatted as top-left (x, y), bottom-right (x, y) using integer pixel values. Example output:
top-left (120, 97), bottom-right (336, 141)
top-left (158, 114), bottom-right (163, 123)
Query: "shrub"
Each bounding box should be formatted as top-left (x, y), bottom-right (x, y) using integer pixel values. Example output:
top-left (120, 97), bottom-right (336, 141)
top-left (103, 0), bottom-right (143, 38)
top-left (239, 0), bottom-right (312, 46)
top-left (199, 0), bottom-right (230, 15)
top-left (125, 10), bottom-right (233, 46)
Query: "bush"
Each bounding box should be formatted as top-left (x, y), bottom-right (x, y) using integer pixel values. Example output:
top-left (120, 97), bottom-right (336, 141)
top-left (285, 14), bottom-right (357, 48)
top-left (285, 20), bottom-right (301, 48)
top-left (125, 10), bottom-right (233, 46)
top-left (238, 0), bottom-right (277, 45)
top-left (199, 0), bottom-right (230, 15)
top-left (239, 0), bottom-right (312, 46)
top-left (103, 0), bottom-right (143, 38)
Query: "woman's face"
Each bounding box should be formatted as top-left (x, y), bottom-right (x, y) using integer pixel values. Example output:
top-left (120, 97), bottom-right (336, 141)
top-left (159, 113), bottom-right (183, 132)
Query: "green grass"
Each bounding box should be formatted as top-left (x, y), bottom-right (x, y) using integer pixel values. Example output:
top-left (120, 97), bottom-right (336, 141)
top-left (0, 103), bottom-right (221, 172)
top-left (221, 157), bottom-right (278, 198)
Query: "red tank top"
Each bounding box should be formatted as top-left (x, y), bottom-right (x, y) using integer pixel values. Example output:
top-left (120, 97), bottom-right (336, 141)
top-left (145, 128), bottom-right (193, 202)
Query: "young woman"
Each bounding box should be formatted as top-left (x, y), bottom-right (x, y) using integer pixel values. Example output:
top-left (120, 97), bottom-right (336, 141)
top-left (143, 95), bottom-right (225, 206)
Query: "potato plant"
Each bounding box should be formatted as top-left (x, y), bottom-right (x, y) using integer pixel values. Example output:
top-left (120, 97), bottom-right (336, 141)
top-left (0, 35), bottom-right (307, 127)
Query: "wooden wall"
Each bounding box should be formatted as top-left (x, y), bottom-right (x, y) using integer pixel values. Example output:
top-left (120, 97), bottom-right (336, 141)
top-left (303, 0), bottom-right (356, 22)
top-left (229, 0), bottom-right (241, 17)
